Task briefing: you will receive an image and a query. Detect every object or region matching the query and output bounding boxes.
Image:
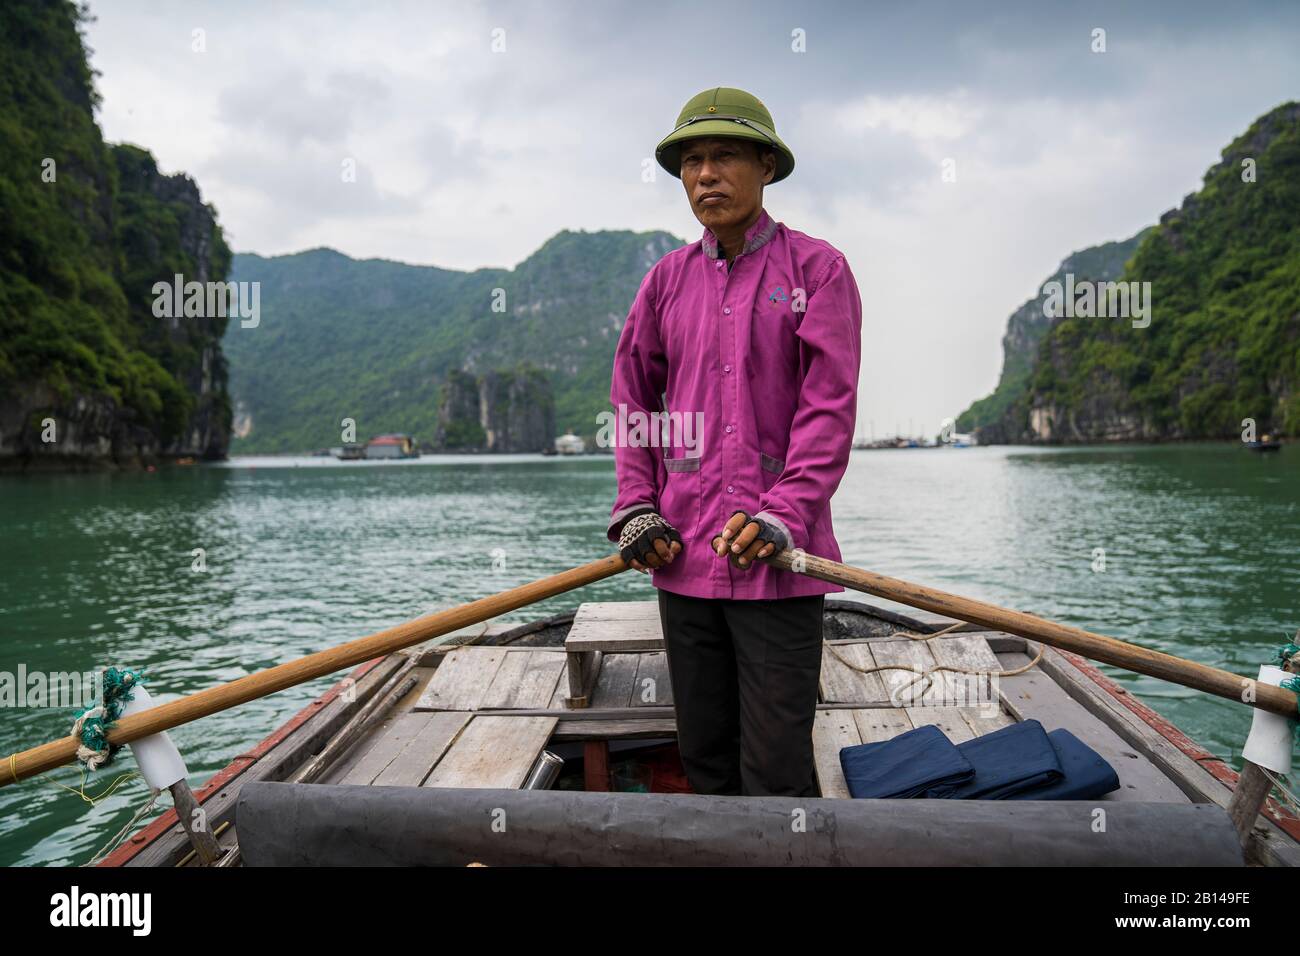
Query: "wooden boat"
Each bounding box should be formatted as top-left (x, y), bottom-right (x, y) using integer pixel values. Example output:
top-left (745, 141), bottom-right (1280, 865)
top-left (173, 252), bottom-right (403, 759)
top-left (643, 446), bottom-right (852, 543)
top-left (93, 598), bottom-right (1300, 868)
top-left (1247, 437), bottom-right (1282, 453)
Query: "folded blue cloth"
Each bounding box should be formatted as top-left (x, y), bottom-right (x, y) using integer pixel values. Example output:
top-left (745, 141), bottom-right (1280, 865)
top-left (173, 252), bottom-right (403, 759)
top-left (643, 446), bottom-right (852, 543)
top-left (1008, 728), bottom-right (1120, 801)
top-left (839, 724), bottom-right (975, 799)
top-left (933, 718), bottom-right (1064, 799)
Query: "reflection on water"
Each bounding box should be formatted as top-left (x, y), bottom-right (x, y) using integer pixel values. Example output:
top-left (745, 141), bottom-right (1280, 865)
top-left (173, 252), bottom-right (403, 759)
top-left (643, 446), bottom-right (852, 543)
top-left (1, 444), bottom-right (1296, 864)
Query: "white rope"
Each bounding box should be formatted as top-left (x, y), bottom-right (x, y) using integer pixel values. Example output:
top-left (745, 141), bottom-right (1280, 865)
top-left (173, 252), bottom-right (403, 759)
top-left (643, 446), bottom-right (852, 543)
top-left (1259, 765), bottom-right (1300, 819)
top-left (82, 789), bottom-right (161, 867)
top-left (824, 622), bottom-right (1045, 705)
top-left (70, 704), bottom-right (113, 771)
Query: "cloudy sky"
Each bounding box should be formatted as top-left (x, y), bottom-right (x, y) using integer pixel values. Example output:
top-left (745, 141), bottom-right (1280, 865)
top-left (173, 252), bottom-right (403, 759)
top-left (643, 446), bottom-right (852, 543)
top-left (83, 0), bottom-right (1300, 439)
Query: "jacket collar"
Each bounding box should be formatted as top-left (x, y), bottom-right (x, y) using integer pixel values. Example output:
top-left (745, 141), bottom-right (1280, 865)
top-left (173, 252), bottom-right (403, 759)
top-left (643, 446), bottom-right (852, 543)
top-left (701, 207), bottom-right (777, 261)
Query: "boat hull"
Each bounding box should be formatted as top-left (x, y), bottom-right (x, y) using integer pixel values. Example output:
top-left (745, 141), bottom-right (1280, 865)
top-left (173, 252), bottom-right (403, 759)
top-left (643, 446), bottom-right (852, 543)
top-left (235, 782), bottom-right (1245, 866)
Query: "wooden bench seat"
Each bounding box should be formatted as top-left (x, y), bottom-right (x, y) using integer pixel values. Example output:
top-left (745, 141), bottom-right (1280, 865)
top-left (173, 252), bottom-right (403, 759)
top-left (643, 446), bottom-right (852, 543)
top-left (563, 601), bottom-right (665, 708)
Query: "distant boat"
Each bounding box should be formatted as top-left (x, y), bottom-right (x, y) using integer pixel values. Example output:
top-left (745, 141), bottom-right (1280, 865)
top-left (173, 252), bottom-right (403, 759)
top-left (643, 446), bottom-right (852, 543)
top-left (333, 444), bottom-right (365, 460)
top-left (1247, 434), bottom-right (1282, 453)
top-left (554, 433), bottom-right (585, 455)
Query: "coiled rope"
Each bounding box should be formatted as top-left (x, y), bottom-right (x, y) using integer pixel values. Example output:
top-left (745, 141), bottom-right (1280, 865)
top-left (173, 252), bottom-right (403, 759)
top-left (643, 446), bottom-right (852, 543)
top-left (824, 620), bottom-right (1046, 705)
top-left (70, 666), bottom-right (147, 771)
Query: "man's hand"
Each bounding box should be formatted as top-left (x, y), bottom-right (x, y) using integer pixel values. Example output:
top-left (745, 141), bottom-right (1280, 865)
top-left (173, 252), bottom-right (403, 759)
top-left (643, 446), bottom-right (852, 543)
top-left (711, 510), bottom-right (788, 569)
top-left (618, 511), bottom-right (683, 573)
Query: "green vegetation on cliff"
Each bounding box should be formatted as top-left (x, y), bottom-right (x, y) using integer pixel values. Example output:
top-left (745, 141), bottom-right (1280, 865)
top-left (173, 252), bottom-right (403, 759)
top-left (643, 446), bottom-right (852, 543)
top-left (0, 0), bottom-right (232, 461)
top-left (1032, 103), bottom-right (1300, 439)
top-left (960, 102), bottom-right (1300, 443)
top-left (225, 229), bottom-right (680, 453)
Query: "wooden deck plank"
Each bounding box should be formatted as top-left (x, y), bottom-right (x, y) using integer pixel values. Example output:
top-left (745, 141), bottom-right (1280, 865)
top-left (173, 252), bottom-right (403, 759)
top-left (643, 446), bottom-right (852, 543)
top-left (995, 650), bottom-right (1191, 803)
top-left (905, 706), bottom-right (977, 743)
top-left (959, 705), bottom-right (1016, 736)
top-left (812, 709), bottom-right (863, 799)
top-left (413, 647), bottom-right (509, 711)
top-left (589, 653), bottom-right (641, 709)
top-left (819, 642), bottom-right (888, 704)
top-left (548, 658), bottom-right (574, 709)
top-left (317, 664), bottom-right (439, 785)
top-left (372, 711), bottom-right (472, 787)
top-left (423, 715), bottom-right (557, 790)
top-left (479, 650), bottom-right (567, 710)
top-left (478, 650), bottom-right (532, 710)
top-left (850, 707), bottom-right (914, 743)
top-left (565, 601), bottom-right (664, 653)
top-left (339, 712), bottom-right (437, 785)
top-left (868, 640), bottom-right (946, 707)
top-left (508, 651), bottom-right (569, 709)
top-left (928, 633), bottom-right (1004, 707)
top-left (630, 651), bottom-right (673, 707)
top-left (553, 717), bottom-right (677, 741)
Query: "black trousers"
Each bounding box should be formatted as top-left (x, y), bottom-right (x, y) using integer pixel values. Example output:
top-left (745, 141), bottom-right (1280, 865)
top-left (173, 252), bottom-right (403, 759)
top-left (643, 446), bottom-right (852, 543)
top-left (657, 588), bottom-right (824, 797)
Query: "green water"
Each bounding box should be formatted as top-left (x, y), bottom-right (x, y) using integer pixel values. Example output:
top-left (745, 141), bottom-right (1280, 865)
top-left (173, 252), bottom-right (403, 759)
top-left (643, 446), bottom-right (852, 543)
top-left (1, 445), bottom-right (1296, 865)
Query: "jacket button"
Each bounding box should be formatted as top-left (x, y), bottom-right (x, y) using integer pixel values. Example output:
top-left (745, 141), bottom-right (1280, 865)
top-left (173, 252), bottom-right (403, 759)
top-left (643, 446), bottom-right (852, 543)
top-left (724, 425), bottom-right (733, 434)
top-left (726, 484), bottom-right (735, 494)
top-left (723, 364), bottom-right (731, 373)
top-left (723, 307), bottom-right (731, 314)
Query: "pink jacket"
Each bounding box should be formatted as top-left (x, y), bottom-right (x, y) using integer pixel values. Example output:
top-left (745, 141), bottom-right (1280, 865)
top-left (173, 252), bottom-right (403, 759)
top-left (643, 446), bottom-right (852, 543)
top-left (606, 207), bottom-right (862, 599)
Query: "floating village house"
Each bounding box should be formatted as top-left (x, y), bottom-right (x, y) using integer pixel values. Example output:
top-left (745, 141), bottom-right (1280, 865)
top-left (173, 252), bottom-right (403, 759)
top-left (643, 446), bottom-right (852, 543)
top-left (365, 434), bottom-right (419, 459)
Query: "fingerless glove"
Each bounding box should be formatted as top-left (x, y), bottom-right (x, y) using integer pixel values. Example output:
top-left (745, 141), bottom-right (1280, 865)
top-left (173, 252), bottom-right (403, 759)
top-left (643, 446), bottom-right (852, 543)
top-left (618, 510), bottom-right (683, 566)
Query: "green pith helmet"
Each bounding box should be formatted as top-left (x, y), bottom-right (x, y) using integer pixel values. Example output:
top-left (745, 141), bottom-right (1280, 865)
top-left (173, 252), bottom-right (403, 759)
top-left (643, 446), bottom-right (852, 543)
top-left (655, 87), bottom-right (795, 183)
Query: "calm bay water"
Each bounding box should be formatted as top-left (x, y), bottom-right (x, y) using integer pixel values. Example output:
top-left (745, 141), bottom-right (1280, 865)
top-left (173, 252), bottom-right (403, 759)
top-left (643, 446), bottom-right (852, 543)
top-left (1, 444), bottom-right (1296, 865)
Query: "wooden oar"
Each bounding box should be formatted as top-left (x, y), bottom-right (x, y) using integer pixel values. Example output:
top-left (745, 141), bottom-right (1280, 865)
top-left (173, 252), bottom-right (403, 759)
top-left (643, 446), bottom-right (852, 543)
top-left (0, 554), bottom-right (629, 789)
top-left (767, 549), bottom-right (1298, 718)
top-left (5, 546), bottom-right (1292, 790)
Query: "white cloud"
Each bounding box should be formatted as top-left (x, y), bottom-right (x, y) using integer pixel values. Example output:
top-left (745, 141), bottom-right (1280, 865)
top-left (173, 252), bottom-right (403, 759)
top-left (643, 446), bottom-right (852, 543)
top-left (81, 0), bottom-right (1300, 437)
top-left (832, 93), bottom-right (983, 143)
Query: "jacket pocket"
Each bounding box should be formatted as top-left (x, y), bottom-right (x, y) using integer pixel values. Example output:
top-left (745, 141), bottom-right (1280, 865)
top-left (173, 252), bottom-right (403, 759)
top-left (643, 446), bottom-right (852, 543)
top-left (759, 452), bottom-right (784, 493)
top-left (659, 454), bottom-right (702, 538)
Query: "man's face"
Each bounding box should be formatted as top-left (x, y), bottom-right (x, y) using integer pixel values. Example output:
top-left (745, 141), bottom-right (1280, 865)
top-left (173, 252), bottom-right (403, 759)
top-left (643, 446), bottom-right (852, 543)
top-left (679, 136), bottom-right (775, 232)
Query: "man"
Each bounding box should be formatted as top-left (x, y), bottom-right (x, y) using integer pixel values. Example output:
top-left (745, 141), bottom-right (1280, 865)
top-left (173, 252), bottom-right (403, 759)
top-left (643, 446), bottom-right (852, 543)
top-left (606, 87), bottom-right (862, 797)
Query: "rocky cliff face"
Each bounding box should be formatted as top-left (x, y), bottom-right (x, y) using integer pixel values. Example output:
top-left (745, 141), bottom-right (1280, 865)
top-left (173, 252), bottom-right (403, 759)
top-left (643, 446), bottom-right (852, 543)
top-left (435, 366), bottom-right (555, 452)
top-left (112, 145), bottom-right (233, 459)
top-left (0, 1), bottom-right (231, 469)
top-left (478, 367), bottom-right (555, 452)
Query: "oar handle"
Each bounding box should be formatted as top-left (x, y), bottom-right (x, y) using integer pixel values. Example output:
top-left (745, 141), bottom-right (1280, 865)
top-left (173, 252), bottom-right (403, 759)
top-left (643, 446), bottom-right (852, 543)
top-left (770, 549), bottom-right (1298, 719)
top-left (1, 554), bottom-right (630, 789)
